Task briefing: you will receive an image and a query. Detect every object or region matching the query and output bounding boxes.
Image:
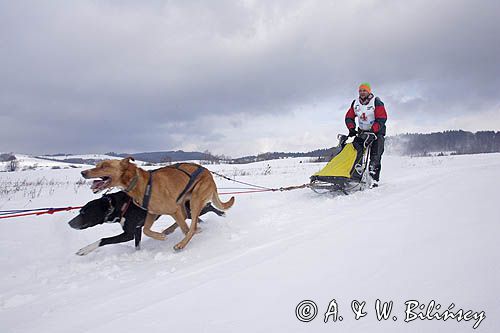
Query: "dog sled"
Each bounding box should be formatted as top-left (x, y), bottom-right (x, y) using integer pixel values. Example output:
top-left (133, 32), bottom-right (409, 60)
top-left (309, 132), bottom-right (377, 195)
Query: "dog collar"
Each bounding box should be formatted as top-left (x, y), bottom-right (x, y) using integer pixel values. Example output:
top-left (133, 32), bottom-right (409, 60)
top-left (125, 175), bottom-right (138, 193)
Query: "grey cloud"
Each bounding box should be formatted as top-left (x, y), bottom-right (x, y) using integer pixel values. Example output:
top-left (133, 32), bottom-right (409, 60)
top-left (1, 0), bottom-right (499, 155)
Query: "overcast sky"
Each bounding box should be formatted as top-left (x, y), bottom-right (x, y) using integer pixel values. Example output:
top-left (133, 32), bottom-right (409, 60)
top-left (1, 0), bottom-right (499, 157)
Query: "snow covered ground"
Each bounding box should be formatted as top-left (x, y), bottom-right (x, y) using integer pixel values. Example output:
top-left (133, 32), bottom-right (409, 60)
top-left (0, 154), bottom-right (499, 332)
top-left (37, 154), bottom-right (123, 161)
top-left (0, 154), bottom-right (153, 174)
top-left (0, 154), bottom-right (88, 171)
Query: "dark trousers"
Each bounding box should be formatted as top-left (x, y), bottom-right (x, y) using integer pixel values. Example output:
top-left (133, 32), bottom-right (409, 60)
top-left (369, 134), bottom-right (385, 181)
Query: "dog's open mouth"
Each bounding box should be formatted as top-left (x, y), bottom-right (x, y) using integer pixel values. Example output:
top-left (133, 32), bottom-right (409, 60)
top-left (90, 177), bottom-right (112, 193)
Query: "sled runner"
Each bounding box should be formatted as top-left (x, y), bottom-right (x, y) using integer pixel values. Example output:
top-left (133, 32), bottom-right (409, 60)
top-left (310, 132), bottom-right (377, 195)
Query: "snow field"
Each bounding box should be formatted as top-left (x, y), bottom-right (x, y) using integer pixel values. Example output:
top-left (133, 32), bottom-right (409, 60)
top-left (0, 154), bottom-right (499, 332)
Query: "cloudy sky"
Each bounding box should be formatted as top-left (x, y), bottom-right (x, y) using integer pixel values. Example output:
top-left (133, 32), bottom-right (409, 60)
top-left (1, 0), bottom-right (499, 157)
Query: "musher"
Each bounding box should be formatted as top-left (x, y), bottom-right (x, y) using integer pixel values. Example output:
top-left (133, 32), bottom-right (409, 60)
top-left (345, 82), bottom-right (388, 187)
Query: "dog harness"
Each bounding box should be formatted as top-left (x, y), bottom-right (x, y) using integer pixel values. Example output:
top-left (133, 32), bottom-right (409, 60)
top-left (142, 171), bottom-right (154, 210)
top-left (102, 194), bottom-right (143, 249)
top-left (115, 195), bottom-right (142, 248)
top-left (172, 164), bottom-right (206, 204)
top-left (138, 164), bottom-right (206, 211)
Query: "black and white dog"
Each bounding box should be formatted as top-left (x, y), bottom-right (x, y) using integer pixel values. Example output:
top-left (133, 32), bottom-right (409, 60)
top-left (68, 191), bottom-right (224, 255)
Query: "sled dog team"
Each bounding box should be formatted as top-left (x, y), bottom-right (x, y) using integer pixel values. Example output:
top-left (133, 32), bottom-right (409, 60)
top-left (70, 82), bottom-right (387, 255)
top-left (71, 158), bottom-right (234, 255)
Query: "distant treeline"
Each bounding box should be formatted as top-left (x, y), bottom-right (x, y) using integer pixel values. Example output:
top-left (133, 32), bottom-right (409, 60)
top-left (106, 151), bottom-right (214, 163)
top-left (233, 130), bottom-right (500, 162)
top-left (386, 130), bottom-right (500, 156)
top-left (12, 130), bottom-right (500, 167)
top-left (231, 149), bottom-right (333, 164)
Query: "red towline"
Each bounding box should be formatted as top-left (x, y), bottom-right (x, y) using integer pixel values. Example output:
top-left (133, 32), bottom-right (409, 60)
top-left (0, 183), bottom-right (308, 220)
top-left (0, 206), bottom-right (83, 220)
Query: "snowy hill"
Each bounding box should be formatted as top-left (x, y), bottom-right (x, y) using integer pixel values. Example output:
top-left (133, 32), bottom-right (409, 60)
top-left (0, 154), bottom-right (152, 173)
top-left (0, 154), bottom-right (88, 171)
top-left (0, 154), bottom-right (499, 332)
top-left (37, 154), bottom-right (151, 167)
top-left (38, 153), bottom-right (125, 162)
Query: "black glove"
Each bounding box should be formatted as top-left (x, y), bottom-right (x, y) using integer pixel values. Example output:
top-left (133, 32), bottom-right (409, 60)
top-left (364, 134), bottom-right (376, 147)
top-left (348, 128), bottom-right (357, 137)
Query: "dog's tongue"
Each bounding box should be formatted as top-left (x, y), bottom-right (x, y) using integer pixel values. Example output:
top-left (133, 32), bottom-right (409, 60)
top-left (91, 179), bottom-right (107, 193)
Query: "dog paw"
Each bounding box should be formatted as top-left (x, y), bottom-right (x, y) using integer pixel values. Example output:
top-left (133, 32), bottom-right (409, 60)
top-left (173, 243), bottom-right (185, 251)
top-left (76, 247), bottom-right (93, 256)
top-left (76, 241), bottom-right (100, 256)
top-left (144, 231), bottom-right (166, 241)
top-left (162, 225), bottom-right (177, 235)
top-left (76, 249), bottom-right (88, 256)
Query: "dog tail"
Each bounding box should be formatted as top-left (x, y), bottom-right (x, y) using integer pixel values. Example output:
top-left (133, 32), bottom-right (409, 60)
top-left (211, 190), bottom-right (235, 211)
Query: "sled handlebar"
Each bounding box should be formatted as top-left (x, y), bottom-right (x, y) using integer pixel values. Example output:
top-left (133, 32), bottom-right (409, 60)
top-left (362, 132), bottom-right (377, 148)
top-left (338, 132), bottom-right (376, 148)
top-left (337, 134), bottom-right (348, 145)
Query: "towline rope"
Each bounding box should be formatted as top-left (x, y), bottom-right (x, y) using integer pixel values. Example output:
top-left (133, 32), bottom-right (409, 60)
top-left (211, 171), bottom-right (273, 190)
top-left (0, 174), bottom-right (309, 220)
top-left (0, 206), bottom-right (83, 220)
top-left (211, 170), bottom-right (310, 195)
top-left (218, 184), bottom-right (309, 196)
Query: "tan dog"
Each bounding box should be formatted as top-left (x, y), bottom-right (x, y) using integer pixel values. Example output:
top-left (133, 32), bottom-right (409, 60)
top-left (81, 158), bottom-right (235, 250)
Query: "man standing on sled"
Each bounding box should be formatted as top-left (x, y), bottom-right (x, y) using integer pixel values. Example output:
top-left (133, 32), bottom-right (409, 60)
top-left (345, 83), bottom-right (388, 187)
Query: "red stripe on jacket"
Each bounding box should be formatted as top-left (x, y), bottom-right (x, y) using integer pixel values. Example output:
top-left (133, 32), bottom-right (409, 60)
top-left (345, 106), bottom-right (356, 129)
top-left (371, 104), bottom-right (387, 133)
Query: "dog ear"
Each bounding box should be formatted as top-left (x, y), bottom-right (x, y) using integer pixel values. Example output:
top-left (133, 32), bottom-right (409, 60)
top-left (120, 160), bottom-right (137, 187)
top-left (120, 156), bottom-right (135, 167)
top-left (122, 156), bottom-right (135, 163)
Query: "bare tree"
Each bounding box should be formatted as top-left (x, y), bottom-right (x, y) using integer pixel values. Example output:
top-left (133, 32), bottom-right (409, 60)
top-left (6, 159), bottom-right (19, 172)
top-left (203, 150), bottom-right (219, 164)
top-left (0, 153), bottom-right (16, 162)
top-left (162, 156), bottom-right (173, 165)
